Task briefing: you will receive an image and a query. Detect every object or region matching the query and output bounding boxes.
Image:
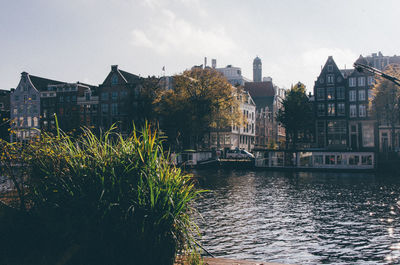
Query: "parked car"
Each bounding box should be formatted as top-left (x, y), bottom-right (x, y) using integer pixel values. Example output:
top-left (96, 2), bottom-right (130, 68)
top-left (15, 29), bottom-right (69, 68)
top-left (226, 149), bottom-right (255, 159)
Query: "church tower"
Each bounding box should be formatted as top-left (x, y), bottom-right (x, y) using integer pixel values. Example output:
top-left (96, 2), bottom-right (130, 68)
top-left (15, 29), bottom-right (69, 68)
top-left (253, 56), bottom-right (262, 82)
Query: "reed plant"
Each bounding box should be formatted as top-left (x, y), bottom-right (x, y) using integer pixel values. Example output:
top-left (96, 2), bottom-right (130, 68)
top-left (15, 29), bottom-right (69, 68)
top-left (0, 124), bottom-right (203, 265)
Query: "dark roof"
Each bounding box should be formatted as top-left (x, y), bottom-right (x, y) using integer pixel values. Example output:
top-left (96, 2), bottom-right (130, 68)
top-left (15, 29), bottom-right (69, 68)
top-left (119, 70), bottom-right (140, 83)
top-left (244, 81), bottom-right (275, 110)
top-left (0, 89), bottom-right (11, 95)
top-left (244, 81), bottom-right (275, 97)
top-left (29, 75), bottom-right (65, 91)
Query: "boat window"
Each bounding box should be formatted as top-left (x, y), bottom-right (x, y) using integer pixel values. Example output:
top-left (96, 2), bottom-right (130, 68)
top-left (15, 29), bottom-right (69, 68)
top-left (361, 155), bottom-right (372, 165)
top-left (349, 155), bottom-right (360, 165)
top-left (325, 155), bottom-right (335, 165)
top-left (314, 155), bottom-right (323, 165)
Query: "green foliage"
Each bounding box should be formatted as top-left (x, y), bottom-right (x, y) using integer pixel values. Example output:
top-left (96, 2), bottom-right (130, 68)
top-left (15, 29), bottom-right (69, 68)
top-left (0, 124), bottom-right (203, 265)
top-left (277, 82), bottom-right (314, 149)
top-left (371, 64), bottom-right (400, 151)
top-left (154, 68), bottom-right (243, 150)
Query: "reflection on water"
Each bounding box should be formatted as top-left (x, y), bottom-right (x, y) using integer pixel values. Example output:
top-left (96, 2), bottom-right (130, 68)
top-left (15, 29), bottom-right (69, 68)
top-left (193, 170), bottom-right (400, 265)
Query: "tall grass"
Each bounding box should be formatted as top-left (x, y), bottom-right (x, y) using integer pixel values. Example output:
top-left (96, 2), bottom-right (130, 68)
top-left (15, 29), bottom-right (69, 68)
top-left (0, 124), bottom-right (203, 265)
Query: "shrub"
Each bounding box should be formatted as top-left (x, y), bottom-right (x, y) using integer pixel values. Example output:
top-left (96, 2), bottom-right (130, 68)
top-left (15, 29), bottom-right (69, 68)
top-left (0, 124), bottom-right (203, 265)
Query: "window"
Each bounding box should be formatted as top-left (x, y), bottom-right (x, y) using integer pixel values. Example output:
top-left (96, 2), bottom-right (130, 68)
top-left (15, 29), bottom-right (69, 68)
top-left (14, 95), bottom-right (19, 101)
top-left (111, 103), bottom-right (118, 116)
top-left (350, 104), bottom-right (357, 117)
top-left (33, 117), bottom-right (38, 127)
top-left (71, 95), bottom-right (76, 102)
top-left (349, 77), bottom-right (356, 87)
top-left (314, 155), bottom-right (323, 165)
top-left (358, 90), bottom-right (366, 101)
top-left (32, 94), bottom-right (37, 100)
top-left (337, 103), bottom-right (345, 116)
top-left (327, 74), bottom-right (334, 84)
top-left (101, 92), bottom-right (109, 101)
top-left (336, 87), bottom-right (345, 99)
top-left (112, 92), bottom-right (118, 101)
top-left (317, 88), bottom-right (325, 100)
top-left (59, 96), bottom-right (64, 102)
top-left (85, 92), bottom-right (91, 101)
top-left (327, 87), bottom-right (335, 100)
top-left (101, 104), bottom-right (108, 114)
top-left (327, 121), bottom-right (347, 145)
top-left (13, 108), bottom-right (17, 115)
top-left (359, 105), bottom-right (366, 117)
top-left (361, 155), bottom-right (372, 165)
top-left (111, 75), bottom-right (118, 85)
top-left (65, 86), bottom-right (70, 92)
top-left (349, 155), bottom-right (360, 165)
top-left (327, 65), bottom-right (333, 72)
top-left (327, 103), bottom-right (335, 116)
top-left (325, 155), bottom-right (335, 165)
top-left (66, 96), bottom-right (70, 102)
top-left (358, 76), bottom-right (365, 86)
top-left (349, 90), bottom-right (356, 101)
top-left (27, 117), bottom-right (32, 127)
top-left (120, 91), bottom-right (127, 98)
top-left (317, 104), bottom-right (325, 116)
top-left (362, 123), bottom-right (374, 147)
top-left (367, 76), bottom-right (374, 86)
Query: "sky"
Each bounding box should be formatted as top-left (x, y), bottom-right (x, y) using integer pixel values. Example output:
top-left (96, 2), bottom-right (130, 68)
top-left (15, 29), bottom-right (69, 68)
top-left (1, 0), bottom-right (400, 92)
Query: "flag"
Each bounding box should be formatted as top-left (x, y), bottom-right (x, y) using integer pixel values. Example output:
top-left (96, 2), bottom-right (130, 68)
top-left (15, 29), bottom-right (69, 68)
top-left (162, 66), bottom-right (165, 71)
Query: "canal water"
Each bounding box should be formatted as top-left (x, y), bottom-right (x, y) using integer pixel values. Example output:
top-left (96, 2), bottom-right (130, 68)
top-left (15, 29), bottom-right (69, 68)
top-left (193, 169), bottom-right (400, 265)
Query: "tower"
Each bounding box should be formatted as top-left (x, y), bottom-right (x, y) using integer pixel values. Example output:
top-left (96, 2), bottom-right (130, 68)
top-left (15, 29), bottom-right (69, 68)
top-left (253, 56), bottom-right (262, 82)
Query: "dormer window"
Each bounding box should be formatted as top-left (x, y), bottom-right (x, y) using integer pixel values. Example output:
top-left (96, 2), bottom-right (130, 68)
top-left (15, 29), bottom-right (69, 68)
top-left (111, 74), bottom-right (118, 85)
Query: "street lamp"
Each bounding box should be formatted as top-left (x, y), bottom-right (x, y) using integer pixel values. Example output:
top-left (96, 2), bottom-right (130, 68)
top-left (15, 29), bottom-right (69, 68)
top-left (354, 62), bottom-right (400, 86)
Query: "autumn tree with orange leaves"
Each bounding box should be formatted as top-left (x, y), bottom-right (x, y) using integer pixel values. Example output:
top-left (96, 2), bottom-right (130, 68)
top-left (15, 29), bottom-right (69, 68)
top-left (154, 67), bottom-right (244, 150)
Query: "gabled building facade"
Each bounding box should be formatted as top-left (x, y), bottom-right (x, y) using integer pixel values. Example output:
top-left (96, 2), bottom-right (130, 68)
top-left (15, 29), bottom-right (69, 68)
top-left (244, 81), bottom-right (286, 148)
top-left (10, 72), bottom-right (53, 142)
top-left (10, 72), bottom-right (97, 142)
top-left (314, 56), bottom-right (348, 149)
top-left (313, 56), bottom-right (377, 151)
top-left (205, 88), bottom-right (256, 151)
top-left (98, 65), bottom-right (144, 134)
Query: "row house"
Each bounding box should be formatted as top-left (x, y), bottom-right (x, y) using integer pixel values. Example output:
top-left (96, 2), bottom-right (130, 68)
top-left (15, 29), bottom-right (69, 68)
top-left (205, 88), bottom-right (256, 151)
top-left (244, 81), bottom-right (286, 148)
top-left (314, 56), bottom-right (376, 151)
top-left (98, 65), bottom-right (144, 135)
top-left (10, 72), bottom-right (97, 142)
top-left (0, 89), bottom-right (10, 141)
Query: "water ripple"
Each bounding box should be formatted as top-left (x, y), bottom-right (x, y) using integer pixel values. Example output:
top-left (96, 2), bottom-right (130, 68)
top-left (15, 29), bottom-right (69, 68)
top-left (193, 169), bottom-right (400, 265)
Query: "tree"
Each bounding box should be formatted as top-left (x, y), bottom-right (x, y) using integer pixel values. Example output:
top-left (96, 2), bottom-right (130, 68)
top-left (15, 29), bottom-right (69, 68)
top-left (371, 64), bottom-right (400, 151)
top-left (154, 68), bottom-right (243, 150)
top-left (277, 82), bottom-right (314, 150)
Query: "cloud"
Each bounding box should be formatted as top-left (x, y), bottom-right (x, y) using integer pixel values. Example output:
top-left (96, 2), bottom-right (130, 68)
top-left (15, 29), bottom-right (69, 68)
top-left (131, 8), bottom-right (239, 57)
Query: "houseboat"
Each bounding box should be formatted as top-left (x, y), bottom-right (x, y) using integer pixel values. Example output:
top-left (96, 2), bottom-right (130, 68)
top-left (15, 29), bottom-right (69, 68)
top-left (254, 149), bottom-right (375, 171)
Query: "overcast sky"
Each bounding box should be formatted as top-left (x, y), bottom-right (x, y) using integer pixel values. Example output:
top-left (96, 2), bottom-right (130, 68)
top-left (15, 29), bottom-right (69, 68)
top-left (1, 0), bottom-right (400, 91)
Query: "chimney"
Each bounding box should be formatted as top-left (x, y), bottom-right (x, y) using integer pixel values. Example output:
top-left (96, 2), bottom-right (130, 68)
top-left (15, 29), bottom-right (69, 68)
top-left (111, 65), bottom-right (118, 71)
top-left (204, 57), bottom-right (207, 68)
top-left (212, 59), bottom-right (216, 68)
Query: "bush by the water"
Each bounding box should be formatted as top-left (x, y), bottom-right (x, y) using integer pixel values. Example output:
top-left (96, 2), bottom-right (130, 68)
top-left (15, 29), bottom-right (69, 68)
top-left (0, 125), bottom-right (203, 265)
